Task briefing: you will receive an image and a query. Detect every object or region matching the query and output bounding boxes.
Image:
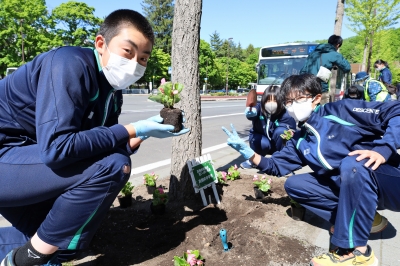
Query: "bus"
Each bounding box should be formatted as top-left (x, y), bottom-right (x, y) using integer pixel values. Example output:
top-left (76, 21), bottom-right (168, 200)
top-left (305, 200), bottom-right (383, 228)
top-left (255, 43), bottom-right (318, 101)
top-left (255, 42), bottom-right (350, 102)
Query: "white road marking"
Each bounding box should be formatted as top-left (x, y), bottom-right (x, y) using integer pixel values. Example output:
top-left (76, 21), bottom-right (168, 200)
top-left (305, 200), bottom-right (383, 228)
top-left (130, 137), bottom-right (248, 175)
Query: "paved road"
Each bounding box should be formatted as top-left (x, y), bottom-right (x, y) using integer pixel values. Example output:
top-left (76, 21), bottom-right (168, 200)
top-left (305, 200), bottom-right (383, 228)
top-left (120, 95), bottom-right (251, 184)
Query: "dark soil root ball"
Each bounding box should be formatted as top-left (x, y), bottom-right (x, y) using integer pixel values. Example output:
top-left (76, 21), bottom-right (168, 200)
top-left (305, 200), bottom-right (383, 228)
top-left (160, 107), bottom-right (183, 133)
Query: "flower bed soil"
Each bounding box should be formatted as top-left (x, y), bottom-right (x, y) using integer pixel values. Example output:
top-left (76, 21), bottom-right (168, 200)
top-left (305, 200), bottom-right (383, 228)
top-left (73, 174), bottom-right (321, 266)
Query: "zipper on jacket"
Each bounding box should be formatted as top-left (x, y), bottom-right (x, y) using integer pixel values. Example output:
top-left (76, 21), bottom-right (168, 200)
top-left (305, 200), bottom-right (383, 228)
top-left (303, 122), bottom-right (333, 170)
top-left (265, 114), bottom-right (271, 140)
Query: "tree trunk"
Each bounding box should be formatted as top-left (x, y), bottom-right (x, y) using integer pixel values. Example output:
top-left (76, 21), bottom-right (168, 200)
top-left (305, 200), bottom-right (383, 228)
top-left (366, 9), bottom-right (376, 74)
top-left (330, 0), bottom-right (345, 102)
top-left (333, 0), bottom-right (345, 35)
top-left (361, 40), bottom-right (368, 72)
top-left (169, 0), bottom-right (203, 201)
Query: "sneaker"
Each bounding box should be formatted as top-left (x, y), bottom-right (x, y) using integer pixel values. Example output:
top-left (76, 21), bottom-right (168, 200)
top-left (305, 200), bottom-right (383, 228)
top-left (240, 160), bottom-right (256, 169)
top-left (310, 245), bottom-right (378, 266)
top-left (330, 212), bottom-right (388, 235)
top-left (370, 212), bottom-right (388, 233)
top-left (0, 249), bottom-right (61, 266)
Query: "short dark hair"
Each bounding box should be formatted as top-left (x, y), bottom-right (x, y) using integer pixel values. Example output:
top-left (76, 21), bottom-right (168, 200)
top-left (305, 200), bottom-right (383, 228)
top-left (328, 35), bottom-right (343, 48)
top-left (280, 74), bottom-right (322, 99)
top-left (347, 85), bottom-right (362, 99)
top-left (98, 9), bottom-right (154, 45)
top-left (260, 85), bottom-right (285, 116)
top-left (374, 59), bottom-right (389, 69)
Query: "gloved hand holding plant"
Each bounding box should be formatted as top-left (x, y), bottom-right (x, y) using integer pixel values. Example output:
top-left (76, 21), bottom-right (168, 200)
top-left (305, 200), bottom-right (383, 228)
top-left (148, 78), bottom-right (186, 133)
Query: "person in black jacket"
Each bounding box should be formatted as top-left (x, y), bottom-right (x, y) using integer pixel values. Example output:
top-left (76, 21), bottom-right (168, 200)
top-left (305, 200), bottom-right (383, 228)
top-left (343, 84), bottom-right (365, 100)
top-left (0, 9), bottom-right (188, 266)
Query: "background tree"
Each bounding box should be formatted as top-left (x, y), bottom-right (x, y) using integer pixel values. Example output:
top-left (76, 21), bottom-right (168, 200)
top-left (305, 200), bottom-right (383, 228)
top-left (141, 48), bottom-right (171, 87)
top-left (340, 35), bottom-right (364, 66)
top-left (50, 1), bottom-right (102, 47)
top-left (169, 0), bottom-right (202, 201)
top-left (233, 42), bottom-right (245, 61)
top-left (209, 30), bottom-right (223, 57)
top-left (0, 0), bottom-right (59, 74)
top-left (141, 0), bottom-right (174, 54)
top-left (199, 39), bottom-right (221, 90)
top-left (228, 58), bottom-right (257, 88)
top-left (345, 0), bottom-right (400, 72)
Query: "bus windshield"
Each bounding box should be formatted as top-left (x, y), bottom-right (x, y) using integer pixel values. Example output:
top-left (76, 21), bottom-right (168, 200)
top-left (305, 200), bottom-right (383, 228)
top-left (257, 58), bottom-right (307, 85)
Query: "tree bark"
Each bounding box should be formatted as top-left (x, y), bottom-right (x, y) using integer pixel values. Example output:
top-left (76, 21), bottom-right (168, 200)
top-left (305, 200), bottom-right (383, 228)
top-left (169, 0), bottom-right (203, 201)
top-left (330, 0), bottom-right (345, 102)
top-left (362, 39), bottom-right (368, 72)
top-left (366, 9), bottom-right (376, 74)
top-left (333, 0), bottom-right (345, 35)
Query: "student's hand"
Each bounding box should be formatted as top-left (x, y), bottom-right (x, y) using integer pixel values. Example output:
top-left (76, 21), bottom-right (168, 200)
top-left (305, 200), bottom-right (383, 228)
top-left (244, 107), bottom-right (257, 118)
top-left (348, 150), bottom-right (386, 170)
top-left (131, 117), bottom-right (189, 139)
top-left (222, 123), bottom-right (255, 159)
top-left (135, 115), bottom-right (164, 140)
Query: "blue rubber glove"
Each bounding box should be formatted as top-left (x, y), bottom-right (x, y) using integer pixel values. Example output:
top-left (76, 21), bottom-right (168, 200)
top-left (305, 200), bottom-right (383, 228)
top-left (222, 123), bottom-right (255, 160)
top-left (244, 107), bottom-right (257, 118)
top-left (132, 116), bottom-right (189, 139)
top-left (137, 115), bottom-right (164, 140)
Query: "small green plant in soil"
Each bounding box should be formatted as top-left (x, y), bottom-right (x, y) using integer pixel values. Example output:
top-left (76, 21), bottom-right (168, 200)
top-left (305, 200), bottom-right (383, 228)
top-left (143, 172), bottom-right (158, 187)
top-left (174, 249), bottom-right (204, 266)
top-left (148, 78), bottom-right (184, 132)
top-left (252, 175), bottom-right (272, 193)
top-left (216, 171), bottom-right (228, 184)
top-left (120, 181), bottom-right (134, 197)
top-left (226, 164), bottom-right (240, 181)
top-left (290, 198), bottom-right (302, 208)
top-left (152, 187), bottom-right (169, 206)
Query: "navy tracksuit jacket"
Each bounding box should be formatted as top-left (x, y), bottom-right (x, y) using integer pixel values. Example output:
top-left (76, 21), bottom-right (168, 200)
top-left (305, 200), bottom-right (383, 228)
top-left (247, 103), bottom-right (296, 155)
top-left (0, 46), bottom-right (136, 260)
top-left (256, 99), bottom-right (400, 249)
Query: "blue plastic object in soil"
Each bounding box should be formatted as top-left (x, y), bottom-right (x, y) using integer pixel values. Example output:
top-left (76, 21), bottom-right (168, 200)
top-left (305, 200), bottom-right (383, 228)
top-left (219, 229), bottom-right (230, 251)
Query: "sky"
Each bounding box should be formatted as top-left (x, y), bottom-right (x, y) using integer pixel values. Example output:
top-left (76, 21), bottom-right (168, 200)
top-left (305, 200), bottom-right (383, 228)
top-left (45, 0), bottom-right (356, 48)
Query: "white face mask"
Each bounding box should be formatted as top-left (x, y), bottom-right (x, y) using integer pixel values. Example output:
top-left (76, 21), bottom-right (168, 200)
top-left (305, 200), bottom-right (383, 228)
top-left (102, 47), bottom-right (146, 90)
top-left (286, 98), bottom-right (314, 122)
top-left (264, 101), bottom-right (277, 114)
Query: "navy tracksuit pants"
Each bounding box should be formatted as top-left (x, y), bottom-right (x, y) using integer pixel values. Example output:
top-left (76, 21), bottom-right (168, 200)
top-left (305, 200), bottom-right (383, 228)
top-left (249, 126), bottom-right (287, 156)
top-left (284, 156), bottom-right (400, 249)
top-left (0, 144), bottom-right (131, 260)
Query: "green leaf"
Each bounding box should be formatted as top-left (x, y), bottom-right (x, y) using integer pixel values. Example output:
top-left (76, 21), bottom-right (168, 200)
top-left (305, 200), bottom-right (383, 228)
top-left (173, 256), bottom-right (187, 266)
top-left (148, 94), bottom-right (164, 104)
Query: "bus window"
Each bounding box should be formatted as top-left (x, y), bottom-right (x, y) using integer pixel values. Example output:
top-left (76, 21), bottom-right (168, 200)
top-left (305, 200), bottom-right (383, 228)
top-left (255, 43), bottom-right (319, 101)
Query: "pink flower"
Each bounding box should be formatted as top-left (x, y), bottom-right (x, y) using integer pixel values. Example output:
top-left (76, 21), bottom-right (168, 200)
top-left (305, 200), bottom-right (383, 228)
top-left (253, 175), bottom-right (259, 181)
top-left (197, 260), bottom-right (203, 265)
top-left (261, 175), bottom-right (266, 180)
top-left (173, 90), bottom-right (179, 95)
top-left (234, 164), bottom-right (238, 170)
top-left (221, 171), bottom-right (227, 178)
top-left (159, 87), bottom-right (164, 94)
top-left (157, 188), bottom-right (164, 194)
top-left (186, 253), bottom-right (196, 266)
top-left (268, 178), bottom-right (272, 184)
top-left (161, 78), bottom-right (166, 84)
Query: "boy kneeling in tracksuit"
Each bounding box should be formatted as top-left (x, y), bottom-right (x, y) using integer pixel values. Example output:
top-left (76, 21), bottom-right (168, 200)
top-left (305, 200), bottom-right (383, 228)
top-left (223, 73), bottom-right (400, 266)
